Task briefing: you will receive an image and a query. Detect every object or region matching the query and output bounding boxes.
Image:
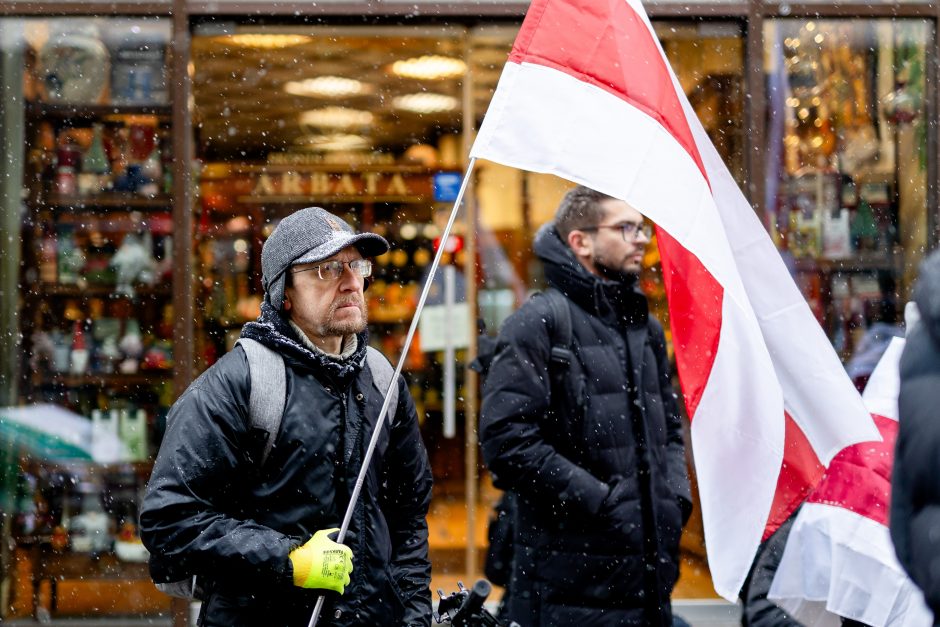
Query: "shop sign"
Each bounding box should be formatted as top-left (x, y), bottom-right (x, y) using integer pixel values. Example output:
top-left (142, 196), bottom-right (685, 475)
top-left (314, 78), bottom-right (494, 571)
top-left (244, 168), bottom-right (434, 201)
top-left (433, 171), bottom-right (463, 202)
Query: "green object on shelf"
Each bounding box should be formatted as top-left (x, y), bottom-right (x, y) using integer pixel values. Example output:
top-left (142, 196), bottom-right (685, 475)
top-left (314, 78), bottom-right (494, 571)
top-left (83, 124), bottom-right (110, 175)
top-left (851, 200), bottom-right (880, 250)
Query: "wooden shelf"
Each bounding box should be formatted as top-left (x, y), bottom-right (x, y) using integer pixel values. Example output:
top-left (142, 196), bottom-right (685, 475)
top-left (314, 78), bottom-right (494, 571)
top-left (33, 372), bottom-right (172, 387)
top-left (34, 193), bottom-right (172, 212)
top-left (26, 101), bottom-right (171, 124)
top-left (27, 283), bottom-right (172, 298)
top-left (794, 253), bottom-right (900, 273)
top-left (370, 306), bottom-right (415, 324)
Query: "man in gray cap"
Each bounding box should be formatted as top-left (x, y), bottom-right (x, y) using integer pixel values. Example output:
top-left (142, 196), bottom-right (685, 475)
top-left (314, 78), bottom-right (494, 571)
top-left (141, 207), bottom-right (434, 626)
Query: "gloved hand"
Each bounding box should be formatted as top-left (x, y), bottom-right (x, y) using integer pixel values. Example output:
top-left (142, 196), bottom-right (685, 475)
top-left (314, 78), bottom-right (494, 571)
top-left (289, 528), bottom-right (354, 593)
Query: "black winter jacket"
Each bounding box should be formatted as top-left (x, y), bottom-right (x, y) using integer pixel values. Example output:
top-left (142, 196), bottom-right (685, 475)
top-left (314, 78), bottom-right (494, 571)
top-left (479, 225), bottom-right (692, 627)
top-left (140, 304), bottom-right (433, 626)
top-left (891, 251), bottom-right (940, 625)
top-left (739, 512), bottom-right (802, 627)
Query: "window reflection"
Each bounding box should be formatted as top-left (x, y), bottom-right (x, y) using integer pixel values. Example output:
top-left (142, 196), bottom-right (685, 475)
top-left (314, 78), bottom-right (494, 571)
top-left (764, 19), bottom-right (929, 376)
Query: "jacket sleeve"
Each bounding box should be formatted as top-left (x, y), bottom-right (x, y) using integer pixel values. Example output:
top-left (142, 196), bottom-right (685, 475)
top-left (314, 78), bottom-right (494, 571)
top-left (651, 322), bottom-right (693, 521)
top-left (140, 350), bottom-right (295, 585)
top-left (740, 514), bottom-right (802, 627)
top-left (380, 376), bottom-right (433, 626)
top-left (480, 303), bottom-right (610, 517)
top-left (891, 331), bottom-right (940, 611)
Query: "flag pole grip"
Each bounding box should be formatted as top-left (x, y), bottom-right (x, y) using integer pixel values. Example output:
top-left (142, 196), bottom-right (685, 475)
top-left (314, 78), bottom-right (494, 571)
top-left (307, 157), bottom-right (478, 627)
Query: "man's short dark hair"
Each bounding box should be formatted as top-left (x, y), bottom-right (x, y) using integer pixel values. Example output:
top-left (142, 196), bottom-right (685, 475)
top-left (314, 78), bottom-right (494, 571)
top-left (554, 186), bottom-right (616, 243)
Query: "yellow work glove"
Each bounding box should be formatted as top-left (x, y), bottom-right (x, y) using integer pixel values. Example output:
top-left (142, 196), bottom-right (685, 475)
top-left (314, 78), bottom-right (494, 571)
top-left (288, 528), bottom-right (354, 593)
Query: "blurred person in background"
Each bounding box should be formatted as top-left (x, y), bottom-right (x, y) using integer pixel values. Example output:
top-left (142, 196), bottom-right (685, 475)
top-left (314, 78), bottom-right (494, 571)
top-left (891, 250), bottom-right (940, 625)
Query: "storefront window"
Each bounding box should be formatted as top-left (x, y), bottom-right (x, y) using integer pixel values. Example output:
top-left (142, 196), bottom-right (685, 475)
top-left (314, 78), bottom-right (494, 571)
top-left (764, 19), bottom-right (930, 381)
top-left (0, 16), bottom-right (174, 620)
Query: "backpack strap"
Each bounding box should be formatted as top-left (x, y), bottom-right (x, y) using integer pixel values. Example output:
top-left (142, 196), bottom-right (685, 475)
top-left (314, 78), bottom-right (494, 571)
top-left (235, 338), bottom-right (286, 466)
top-left (366, 346), bottom-right (399, 423)
top-left (544, 288), bottom-right (574, 366)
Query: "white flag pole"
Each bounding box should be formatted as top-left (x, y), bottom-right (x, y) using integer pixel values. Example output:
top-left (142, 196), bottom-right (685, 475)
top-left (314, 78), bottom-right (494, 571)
top-left (308, 157), bottom-right (478, 627)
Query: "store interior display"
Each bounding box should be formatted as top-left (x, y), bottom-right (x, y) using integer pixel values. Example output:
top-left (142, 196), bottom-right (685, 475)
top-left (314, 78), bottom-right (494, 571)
top-left (766, 19), bottom-right (928, 358)
top-left (7, 17), bottom-right (174, 620)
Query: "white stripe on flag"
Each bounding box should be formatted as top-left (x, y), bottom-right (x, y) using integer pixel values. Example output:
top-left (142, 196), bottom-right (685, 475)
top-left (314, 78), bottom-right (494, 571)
top-left (862, 337), bottom-right (905, 421)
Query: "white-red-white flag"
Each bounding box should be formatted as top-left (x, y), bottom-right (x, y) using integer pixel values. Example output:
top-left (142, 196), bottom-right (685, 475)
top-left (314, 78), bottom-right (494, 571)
top-left (769, 338), bottom-right (932, 627)
top-left (470, 0), bottom-right (880, 599)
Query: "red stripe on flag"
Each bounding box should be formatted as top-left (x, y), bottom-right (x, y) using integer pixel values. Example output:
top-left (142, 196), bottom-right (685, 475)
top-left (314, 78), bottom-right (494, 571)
top-left (805, 414), bottom-right (897, 526)
top-left (655, 227), bottom-right (722, 417)
top-left (508, 0), bottom-right (708, 181)
top-left (764, 413), bottom-right (824, 539)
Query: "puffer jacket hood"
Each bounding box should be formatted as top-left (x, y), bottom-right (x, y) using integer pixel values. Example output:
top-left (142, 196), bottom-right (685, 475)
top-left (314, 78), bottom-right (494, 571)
top-left (534, 222), bottom-right (648, 327)
top-left (913, 249), bottom-right (940, 348)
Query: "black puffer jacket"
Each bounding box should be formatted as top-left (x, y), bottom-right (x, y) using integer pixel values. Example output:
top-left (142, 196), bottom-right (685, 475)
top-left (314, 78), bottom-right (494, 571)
top-left (479, 225), bottom-right (691, 627)
top-left (140, 303), bottom-right (433, 626)
top-left (739, 511), bottom-right (802, 627)
top-left (891, 251), bottom-right (940, 625)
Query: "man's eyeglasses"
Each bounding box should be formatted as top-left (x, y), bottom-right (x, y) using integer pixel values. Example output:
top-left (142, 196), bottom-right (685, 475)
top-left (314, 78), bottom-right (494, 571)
top-left (292, 259), bottom-right (373, 281)
top-left (580, 222), bottom-right (652, 242)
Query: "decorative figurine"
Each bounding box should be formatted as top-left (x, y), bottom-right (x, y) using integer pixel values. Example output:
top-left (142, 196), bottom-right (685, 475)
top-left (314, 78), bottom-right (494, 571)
top-left (118, 319), bottom-right (143, 374)
top-left (110, 229), bottom-right (157, 297)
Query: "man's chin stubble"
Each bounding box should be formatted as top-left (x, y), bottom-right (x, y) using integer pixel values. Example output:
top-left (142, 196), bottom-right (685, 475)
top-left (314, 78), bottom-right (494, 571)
top-left (324, 302), bottom-right (368, 335)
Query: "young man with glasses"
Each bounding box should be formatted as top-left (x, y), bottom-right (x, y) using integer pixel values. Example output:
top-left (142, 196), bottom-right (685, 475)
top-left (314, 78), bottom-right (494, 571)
top-left (141, 207), bottom-right (433, 626)
top-left (480, 186), bottom-right (691, 626)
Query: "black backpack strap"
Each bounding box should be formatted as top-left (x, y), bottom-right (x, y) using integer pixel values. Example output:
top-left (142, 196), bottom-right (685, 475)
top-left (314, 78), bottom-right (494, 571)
top-left (544, 288), bottom-right (574, 366)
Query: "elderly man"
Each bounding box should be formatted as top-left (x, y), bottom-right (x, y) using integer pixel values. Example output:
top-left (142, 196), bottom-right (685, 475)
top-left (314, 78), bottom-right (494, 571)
top-left (141, 207), bottom-right (433, 626)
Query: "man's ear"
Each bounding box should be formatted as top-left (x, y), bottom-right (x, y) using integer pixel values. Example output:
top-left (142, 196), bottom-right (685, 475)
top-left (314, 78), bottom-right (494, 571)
top-left (282, 292), bottom-right (292, 311)
top-left (567, 230), bottom-right (593, 258)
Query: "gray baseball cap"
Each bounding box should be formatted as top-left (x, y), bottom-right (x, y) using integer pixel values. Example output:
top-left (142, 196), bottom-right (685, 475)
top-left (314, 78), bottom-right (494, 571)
top-left (261, 206), bottom-right (389, 309)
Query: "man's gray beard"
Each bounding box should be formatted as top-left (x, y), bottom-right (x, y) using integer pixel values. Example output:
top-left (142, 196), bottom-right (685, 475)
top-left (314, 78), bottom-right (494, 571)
top-left (319, 298), bottom-right (368, 336)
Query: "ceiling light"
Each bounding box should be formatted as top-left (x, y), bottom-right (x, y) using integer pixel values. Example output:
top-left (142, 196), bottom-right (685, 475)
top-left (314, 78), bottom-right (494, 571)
top-left (391, 55), bottom-right (467, 80)
top-left (294, 133), bottom-right (372, 152)
top-left (299, 107), bottom-right (373, 129)
top-left (393, 93), bottom-right (459, 114)
top-left (284, 76), bottom-right (368, 98)
top-left (223, 34), bottom-right (313, 49)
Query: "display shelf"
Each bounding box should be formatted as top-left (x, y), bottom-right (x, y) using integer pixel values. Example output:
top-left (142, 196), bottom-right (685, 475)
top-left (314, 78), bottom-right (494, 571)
top-left (26, 283), bottom-right (172, 298)
top-left (19, 458), bottom-right (154, 475)
top-left (34, 193), bottom-right (172, 212)
top-left (26, 101), bottom-right (172, 124)
top-left (32, 372), bottom-right (172, 388)
top-left (370, 307), bottom-right (415, 324)
top-left (794, 253), bottom-right (901, 273)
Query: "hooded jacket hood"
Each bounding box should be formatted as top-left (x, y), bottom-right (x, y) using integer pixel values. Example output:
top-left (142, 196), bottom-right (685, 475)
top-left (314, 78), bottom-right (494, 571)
top-left (914, 250), bottom-right (940, 348)
top-left (533, 222), bottom-right (648, 327)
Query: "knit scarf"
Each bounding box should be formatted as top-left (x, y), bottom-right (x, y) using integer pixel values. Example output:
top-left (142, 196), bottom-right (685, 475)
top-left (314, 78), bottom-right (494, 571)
top-left (240, 301), bottom-right (367, 387)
